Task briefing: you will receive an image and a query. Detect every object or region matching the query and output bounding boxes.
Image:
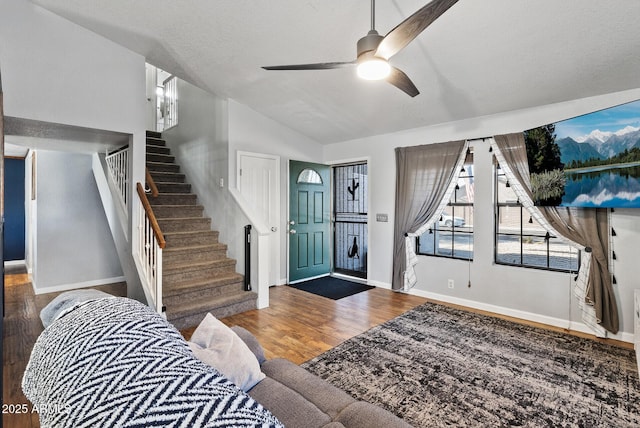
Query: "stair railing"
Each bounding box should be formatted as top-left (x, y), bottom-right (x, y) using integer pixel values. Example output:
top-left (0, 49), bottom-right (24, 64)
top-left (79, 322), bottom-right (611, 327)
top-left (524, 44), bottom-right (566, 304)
top-left (135, 182), bottom-right (165, 313)
top-left (145, 167), bottom-right (159, 197)
top-left (105, 145), bottom-right (130, 210)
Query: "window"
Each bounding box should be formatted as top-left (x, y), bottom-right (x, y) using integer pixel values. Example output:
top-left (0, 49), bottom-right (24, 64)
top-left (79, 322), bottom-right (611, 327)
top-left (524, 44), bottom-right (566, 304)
top-left (297, 168), bottom-right (323, 184)
top-left (417, 160), bottom-right (474, 260)
top-left (495, 164), bottom-right (579, 272)
top-left (162, 75), bottom-right (178, 130)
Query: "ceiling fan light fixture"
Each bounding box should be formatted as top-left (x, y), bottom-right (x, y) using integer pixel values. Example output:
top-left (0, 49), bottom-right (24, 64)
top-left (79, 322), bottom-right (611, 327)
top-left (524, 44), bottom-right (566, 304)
top-left (357, 57), bottom-right (390, 80)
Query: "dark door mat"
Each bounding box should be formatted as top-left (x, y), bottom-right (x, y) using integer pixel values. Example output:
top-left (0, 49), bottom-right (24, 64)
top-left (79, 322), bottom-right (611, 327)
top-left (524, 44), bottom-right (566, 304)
top-left (289, 276), bottom-right (374, 300)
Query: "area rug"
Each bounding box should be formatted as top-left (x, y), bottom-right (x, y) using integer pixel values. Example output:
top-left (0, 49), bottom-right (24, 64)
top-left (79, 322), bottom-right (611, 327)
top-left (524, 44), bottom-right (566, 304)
top-left (289, 276), bottom-right (374, 300)
top-left (301, 301), bottom-right (640, 427)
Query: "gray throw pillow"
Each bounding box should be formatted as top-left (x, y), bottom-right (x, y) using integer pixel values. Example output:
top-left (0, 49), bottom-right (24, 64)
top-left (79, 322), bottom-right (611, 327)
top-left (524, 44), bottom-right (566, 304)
top-left (231, 325), bottom-right (267, 365)
top-left (40, 289), bottom-right (113, 328)
top-left (188, 313), bottom-right (266, 392)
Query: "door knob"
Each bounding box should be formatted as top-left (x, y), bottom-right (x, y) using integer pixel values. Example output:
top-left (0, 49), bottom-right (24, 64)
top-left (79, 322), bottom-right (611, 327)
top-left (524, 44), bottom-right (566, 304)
top-left (271, 227), bottom-right (278, 232)
top-left (289, 229), bottom-right (297, 234)
top-left (289, 220), bottom-right (295, 225)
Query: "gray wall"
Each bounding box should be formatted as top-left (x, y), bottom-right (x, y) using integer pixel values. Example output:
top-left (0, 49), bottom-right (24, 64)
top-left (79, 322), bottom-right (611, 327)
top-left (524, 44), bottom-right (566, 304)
top-left (34, 150), bottom-right (123, 290)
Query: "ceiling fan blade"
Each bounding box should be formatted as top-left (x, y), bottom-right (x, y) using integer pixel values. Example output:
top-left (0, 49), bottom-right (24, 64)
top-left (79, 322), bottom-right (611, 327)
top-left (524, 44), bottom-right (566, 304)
top-left (262, 61), bottom-right (355, 71)
top-left (375, 0), bottom-right (459, 60)
top-left (386, 67), bottom-right (419, 97)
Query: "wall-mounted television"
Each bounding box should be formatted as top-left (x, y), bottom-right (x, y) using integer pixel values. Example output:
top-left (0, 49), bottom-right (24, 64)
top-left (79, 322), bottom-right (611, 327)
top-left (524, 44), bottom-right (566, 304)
top-left (525, 99), bottom-right (640, 208)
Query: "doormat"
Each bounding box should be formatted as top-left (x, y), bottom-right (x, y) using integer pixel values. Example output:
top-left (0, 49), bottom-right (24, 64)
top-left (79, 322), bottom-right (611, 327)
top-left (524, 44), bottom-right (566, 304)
top-left (289, 276), bottom-right (374, 300)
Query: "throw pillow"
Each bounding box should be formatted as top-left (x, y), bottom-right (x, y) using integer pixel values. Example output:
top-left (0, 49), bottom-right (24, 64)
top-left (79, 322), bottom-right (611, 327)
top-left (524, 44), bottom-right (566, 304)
top-left (40, 289), bottom-right (114, 328)
top-left (188, 313), bottom-right (265, 392)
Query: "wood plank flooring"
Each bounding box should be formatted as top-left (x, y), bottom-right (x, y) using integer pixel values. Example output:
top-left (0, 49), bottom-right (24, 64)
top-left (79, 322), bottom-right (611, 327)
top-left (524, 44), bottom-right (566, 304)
top-left (3, 268), bottom-right (632, 428)
top-left (186, 285), bottom-right (429, 365)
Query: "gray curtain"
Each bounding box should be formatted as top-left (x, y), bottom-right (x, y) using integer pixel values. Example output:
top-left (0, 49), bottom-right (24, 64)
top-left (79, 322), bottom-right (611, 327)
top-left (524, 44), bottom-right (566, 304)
top-left (392, 140), bottom-right (467, 290)
top-left (494, 133), bottom-right (618, 334)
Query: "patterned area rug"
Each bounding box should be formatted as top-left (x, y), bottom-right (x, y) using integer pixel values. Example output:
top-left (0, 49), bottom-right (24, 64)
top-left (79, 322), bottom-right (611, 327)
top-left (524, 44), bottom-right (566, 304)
top-left (302, 302), bottom-right (640, 427)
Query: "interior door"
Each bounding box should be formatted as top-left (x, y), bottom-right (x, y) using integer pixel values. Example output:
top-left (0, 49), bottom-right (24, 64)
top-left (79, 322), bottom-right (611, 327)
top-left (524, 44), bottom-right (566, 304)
top-left (289, 160), bottom-right (330, 283)
top-left (238, 152), bottom-right (280, 285)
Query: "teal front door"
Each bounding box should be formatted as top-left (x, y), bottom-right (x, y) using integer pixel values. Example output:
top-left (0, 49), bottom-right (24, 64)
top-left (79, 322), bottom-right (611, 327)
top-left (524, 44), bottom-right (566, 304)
top-left (289, 160), bottom-right (331, 282)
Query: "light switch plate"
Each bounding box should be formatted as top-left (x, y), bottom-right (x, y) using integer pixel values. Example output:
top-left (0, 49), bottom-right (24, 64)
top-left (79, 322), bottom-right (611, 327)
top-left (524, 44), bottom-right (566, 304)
top-left (376, 213), bottom-right (388, 222)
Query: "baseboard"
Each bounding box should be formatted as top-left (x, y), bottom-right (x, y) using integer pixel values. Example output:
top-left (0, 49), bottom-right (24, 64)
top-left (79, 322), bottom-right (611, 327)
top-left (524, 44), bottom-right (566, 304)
top-left (33, 276), bottom-right (126, 295)
top-left (408, 288), bottom-right (634, 344)
top-left (4, 260), bottom-right (26, 267)
top-left (367, 279), bottom-right (392, 289)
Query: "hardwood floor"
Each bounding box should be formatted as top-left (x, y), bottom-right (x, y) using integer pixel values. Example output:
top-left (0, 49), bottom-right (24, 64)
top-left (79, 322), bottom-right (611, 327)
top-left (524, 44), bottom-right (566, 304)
top-left (3, 269), bottom-right (632, 428)
top-left (185, 285), bottom-right (429, 365)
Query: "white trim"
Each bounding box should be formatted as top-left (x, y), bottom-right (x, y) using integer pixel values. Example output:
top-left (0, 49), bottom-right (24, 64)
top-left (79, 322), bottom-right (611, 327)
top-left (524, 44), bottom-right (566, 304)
top-left (407, 288), bottom-right (634, 344)
top-left (32, 276), bottom-right (126, 295)
top-left (365, 279), bottom-right (392, 289)
top-left (331, 272), bottom-right (368, 285)
top-left (4, 260), bottom-right (26, 267)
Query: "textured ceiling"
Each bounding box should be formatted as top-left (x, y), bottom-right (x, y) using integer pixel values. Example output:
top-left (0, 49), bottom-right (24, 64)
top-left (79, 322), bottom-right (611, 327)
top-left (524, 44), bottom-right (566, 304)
top-left (31, 0), bottom-right (640, 144)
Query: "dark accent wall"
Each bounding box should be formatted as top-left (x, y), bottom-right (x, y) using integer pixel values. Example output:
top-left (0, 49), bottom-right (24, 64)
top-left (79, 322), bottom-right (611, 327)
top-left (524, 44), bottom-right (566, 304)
top-left (4, 158), bottom-right (25, 261)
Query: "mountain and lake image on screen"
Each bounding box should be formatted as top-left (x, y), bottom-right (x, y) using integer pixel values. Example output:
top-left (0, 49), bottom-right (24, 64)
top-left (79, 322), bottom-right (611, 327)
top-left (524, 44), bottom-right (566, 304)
top-left (525, 99), bottom-right (640, 208)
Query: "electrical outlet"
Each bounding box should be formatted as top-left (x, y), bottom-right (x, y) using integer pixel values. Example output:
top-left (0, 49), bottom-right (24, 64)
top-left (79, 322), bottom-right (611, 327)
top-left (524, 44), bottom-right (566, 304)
top-left (448, 279), bottom-right (454, 289)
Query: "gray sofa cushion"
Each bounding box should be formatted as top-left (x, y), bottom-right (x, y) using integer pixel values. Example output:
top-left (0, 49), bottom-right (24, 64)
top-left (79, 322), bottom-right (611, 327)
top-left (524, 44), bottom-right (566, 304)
top-left (261, 358), bottom-right (356, 419)
top-left (249, 377), bottom-right (332, 428)
top-left (335, 401), bottom-right (412, 428)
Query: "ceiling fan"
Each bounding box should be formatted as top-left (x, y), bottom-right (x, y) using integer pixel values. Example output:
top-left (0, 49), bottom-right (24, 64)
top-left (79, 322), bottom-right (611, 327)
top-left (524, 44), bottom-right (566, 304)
top-left (262, 0), bottom-right (459, 97)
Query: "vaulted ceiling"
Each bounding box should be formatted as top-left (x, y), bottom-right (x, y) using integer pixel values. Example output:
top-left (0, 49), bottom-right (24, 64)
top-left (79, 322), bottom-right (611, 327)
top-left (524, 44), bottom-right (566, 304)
top-left (32, 0), bottom-right (640, 144)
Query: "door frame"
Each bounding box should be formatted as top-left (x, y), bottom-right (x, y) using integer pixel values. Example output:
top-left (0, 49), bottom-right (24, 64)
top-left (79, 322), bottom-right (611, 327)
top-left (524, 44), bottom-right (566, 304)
top-left (286, 156), bottom-right (371, 284)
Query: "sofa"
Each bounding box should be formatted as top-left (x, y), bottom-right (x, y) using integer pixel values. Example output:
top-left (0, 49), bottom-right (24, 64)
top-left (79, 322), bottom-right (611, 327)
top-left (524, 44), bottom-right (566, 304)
top-left (24, 291), bottom-right (412, 428)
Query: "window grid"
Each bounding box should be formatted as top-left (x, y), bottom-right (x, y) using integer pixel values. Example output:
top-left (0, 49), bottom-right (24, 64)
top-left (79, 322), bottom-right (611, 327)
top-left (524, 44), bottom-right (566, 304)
top-left (495, 166), bottom-right (579, 273)
top-left (416, 163), bottom-right (474, 261)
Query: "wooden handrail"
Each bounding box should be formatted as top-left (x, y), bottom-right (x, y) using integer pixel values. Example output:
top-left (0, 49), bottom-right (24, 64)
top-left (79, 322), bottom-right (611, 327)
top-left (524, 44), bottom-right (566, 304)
top-left (137, 182), bottom-right (165, 249)
top-left (145, 167), bottom-right (159, 198)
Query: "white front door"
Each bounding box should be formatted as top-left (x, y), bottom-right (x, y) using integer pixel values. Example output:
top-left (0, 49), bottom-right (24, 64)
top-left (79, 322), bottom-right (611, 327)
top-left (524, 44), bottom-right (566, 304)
top-left (237, 152), bottom-right (280, 285)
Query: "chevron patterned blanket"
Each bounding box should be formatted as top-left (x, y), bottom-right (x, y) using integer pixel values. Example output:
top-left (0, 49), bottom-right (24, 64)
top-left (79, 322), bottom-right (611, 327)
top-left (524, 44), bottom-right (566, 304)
top-left (22, 297), bottom-right (283, 428)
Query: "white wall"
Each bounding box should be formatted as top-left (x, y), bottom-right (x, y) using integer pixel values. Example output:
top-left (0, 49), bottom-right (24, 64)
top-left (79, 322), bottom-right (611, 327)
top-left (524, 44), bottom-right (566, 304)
top-left (0, 0), bottom-right (147, 300)
top-left (162, 84), bottom-right (324, 308)
top-left (34, 150), bottom-right (124, 292)
top-left (162, 80), bottom-right (253, 275)
top-left (323, 88), bottom-right (640, 342)
top-left (228, 100), bottom-right (324, 285)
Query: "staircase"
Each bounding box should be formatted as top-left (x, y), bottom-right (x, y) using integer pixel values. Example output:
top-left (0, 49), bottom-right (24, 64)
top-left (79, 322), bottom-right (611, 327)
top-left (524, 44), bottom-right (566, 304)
top-left (145, 130), bottom-right (257, 329)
